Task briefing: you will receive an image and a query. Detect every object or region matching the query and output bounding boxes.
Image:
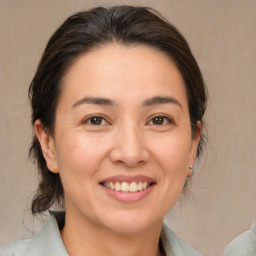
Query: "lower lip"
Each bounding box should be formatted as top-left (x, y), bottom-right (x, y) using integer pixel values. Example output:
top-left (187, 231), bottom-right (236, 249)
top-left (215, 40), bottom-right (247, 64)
top-left (101, 184), bottom-right (155, 203)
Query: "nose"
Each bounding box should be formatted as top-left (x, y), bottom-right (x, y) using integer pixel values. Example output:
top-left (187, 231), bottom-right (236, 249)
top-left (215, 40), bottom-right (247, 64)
top-left (109, 125), bottom-right (150, 167)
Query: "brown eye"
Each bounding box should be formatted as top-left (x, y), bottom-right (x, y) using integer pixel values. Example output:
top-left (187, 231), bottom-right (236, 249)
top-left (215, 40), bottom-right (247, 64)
top-left (90, 117), bottom-right (103, 125)
top-left (149, 115), bottom-right (173, 125)
top-left (83, 116), bottom-right (108, 125)
top-left (152, 116), bottom-right (164, 125)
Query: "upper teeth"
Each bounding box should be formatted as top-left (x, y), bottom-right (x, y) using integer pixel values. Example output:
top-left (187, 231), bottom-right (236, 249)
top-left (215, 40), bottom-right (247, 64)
top-left (103, 181), bottom-right (150, 192)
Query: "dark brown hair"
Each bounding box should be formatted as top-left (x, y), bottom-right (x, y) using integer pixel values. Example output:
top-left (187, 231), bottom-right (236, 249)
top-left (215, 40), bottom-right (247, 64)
top-left (29, 5), bottom-right (208, 214)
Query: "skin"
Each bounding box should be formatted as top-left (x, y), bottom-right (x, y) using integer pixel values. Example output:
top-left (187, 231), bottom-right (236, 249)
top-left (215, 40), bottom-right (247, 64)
top-left (35, 44), bottom-right (201, 256)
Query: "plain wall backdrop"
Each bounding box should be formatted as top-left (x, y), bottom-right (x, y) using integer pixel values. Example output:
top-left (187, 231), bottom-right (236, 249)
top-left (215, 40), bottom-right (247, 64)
top-left (0, 0), bottom-right (255, 255)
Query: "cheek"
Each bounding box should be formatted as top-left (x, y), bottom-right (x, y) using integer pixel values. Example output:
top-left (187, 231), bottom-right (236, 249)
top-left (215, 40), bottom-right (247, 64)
top-left (150, 132), bottom-right (192, 172)
top-left (146, 134), bottom-right (192, 217)
top-left (55, 133), bottom-right (107, 181)
top-left (54, 134), bottom-right (110, 208)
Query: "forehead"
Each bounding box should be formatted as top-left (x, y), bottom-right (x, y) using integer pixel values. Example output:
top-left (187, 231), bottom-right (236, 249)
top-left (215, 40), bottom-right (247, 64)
top-left (60, 44), bottom-right (188, 108)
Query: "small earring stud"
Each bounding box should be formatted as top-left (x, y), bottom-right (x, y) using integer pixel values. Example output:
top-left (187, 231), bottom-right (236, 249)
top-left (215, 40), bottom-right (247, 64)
top-left (189, 165), bottom-right (193, 173)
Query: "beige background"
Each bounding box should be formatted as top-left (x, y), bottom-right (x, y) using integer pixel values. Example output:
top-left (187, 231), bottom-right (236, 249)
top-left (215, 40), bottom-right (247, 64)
top-left (0, 0), bottom-right (255, 255)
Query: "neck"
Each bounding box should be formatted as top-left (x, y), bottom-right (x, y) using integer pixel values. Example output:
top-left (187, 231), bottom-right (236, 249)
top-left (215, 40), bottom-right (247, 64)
top-left (60, 211), bottom-right (163, 256)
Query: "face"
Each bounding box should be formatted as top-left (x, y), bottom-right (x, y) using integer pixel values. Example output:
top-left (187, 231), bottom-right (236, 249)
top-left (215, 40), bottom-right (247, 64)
top-left (36, 44), bottom-right (200, 234)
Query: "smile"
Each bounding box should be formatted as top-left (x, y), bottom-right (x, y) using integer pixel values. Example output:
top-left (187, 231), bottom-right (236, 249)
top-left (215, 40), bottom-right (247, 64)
top-left (102, 181), bottom-right (152, 193)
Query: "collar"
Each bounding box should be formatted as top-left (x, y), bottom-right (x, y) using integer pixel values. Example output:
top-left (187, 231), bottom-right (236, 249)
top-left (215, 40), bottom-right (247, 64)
top-left (8, 213), bottom-right (200, 256)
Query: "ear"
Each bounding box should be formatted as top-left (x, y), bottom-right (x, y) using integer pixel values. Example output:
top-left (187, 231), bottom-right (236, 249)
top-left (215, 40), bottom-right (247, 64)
top-left (187, 121), bottom-right (201, 177)
top-left (35, 119), bottom-right (59, 174)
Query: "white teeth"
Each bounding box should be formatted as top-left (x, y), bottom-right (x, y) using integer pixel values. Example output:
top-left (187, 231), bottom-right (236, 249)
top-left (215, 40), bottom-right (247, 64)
top-left (129, 182), bottom-right (138, 192)
top-left (142, 182), bottom-right (147, 190)
top-left (115, 182), bottom-right (121, 191)
top-left (103, 181), bottom-right (151, 192)
top-left (137, 182), bottom-right (142, 191)
top-left (110, 182), bottom-right (115, 189)
top-left (121, 182), bottom-right (130, 192)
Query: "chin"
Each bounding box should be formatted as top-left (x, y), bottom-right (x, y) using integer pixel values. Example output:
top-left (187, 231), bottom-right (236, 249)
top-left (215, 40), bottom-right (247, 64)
top-left (100, 211), bottom-right (161, 234)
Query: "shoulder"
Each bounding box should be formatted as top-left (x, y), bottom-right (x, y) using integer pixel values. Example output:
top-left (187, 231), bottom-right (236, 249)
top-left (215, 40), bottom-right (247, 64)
top-left (0, 238), bottom-right (32, 256)
top-left (224, 220), bottom-right (256, 256)
top-left (161, 223), bottom-right (202, 256)
top-left (0, 216), bottom-right (68, 256)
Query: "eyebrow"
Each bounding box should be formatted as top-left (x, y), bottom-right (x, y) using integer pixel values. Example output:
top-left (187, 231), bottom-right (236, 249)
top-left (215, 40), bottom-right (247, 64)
top-left (72, 97), bottom-right (115, 108)
top-left (72, 96), bottom-right (182, 109)
top-left (143, 96), bottom-right (182, 109)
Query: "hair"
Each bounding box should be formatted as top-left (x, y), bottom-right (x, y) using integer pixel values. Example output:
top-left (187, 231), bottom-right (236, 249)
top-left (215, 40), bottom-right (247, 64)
top-left (29, 5), bottom-right (208, 214)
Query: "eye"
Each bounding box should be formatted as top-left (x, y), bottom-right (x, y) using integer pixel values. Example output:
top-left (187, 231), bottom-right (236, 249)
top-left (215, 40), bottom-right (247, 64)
top-left (148, 115), bottom-right (174, 125)
top-left (83, 115), bottom-right (108, 126)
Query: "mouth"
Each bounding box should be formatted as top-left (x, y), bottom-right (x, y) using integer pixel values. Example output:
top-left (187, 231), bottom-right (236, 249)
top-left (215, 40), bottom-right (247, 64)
top-left (99, 176), bottom-right (156, 202)
top-left (100, 181), bottom-right (153, 193)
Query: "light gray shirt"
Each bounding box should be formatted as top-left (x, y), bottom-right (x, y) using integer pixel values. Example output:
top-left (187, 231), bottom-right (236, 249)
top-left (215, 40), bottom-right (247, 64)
top-left (0, 215), bottom-right (201, 256)
top-left (224, 218), bottom-right (256, 256)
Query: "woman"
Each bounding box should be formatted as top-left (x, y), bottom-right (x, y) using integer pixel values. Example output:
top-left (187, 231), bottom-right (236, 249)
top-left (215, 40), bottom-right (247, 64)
top-left (0, 5), bottom-right (207, 256)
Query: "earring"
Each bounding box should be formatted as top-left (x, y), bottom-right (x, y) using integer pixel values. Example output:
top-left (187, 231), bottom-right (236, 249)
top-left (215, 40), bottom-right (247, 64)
top-left (189, 165), bottom-right (193, 173)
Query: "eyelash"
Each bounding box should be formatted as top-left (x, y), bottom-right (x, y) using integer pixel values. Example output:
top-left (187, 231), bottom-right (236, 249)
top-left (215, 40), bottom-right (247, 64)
top-left (82, 114), bottom-right (175, 126)
top-left (147, 114), bottom-right (175, 126)
top-left (82, 114), bottom-right (109, 126)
